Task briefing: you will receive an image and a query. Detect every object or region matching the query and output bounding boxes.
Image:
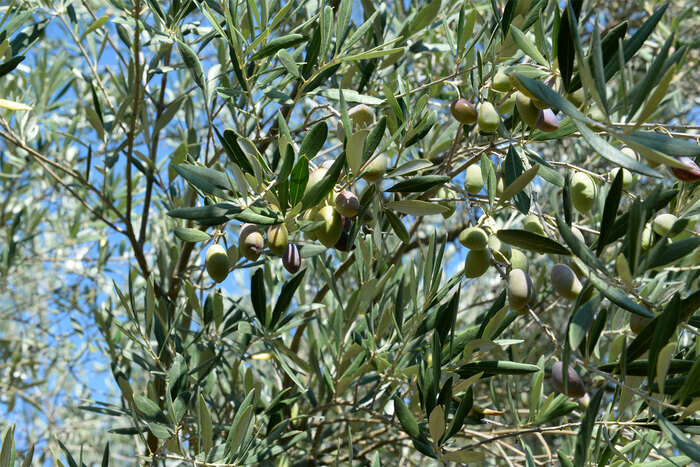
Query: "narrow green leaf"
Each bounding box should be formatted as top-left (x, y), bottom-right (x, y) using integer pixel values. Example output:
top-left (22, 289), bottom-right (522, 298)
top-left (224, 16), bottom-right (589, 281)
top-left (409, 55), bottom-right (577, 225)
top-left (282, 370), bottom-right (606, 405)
top-left (176, 39), bottom-right (206, 93)
top-left (455, 361), bottom-right (540, 378)
top-left (386, 210), bottom-right (410, 244)
top-left (499, 165), bottom-right (539, 204)
top-left (574, 386), bottom-right (605, 466)
top-left (393, 396), bottom-right (422, 440)
top-left (386, 175), bottom-right (450, 193)
top-left (510, 26), bottom-right (548, 66)
top-left (80, 15), bottom-right (109, 41)
top-left (271, 269), bottom-right (307, 328)
top-left (289, 156), bottom-right (309, 207)
top-left (496, 230), bottom-right (571, 256)
top-left (251, 34), bottom-right (306, 61)
top-left (653, 409), bottom-right (700, 462)
top-left (597, 168), bottom-right (624, 255)
top-left (298, 122), bottom-right (328, 160)
top-left (300, 153), bottom-right (345, 210)
top-left (385, 200), bottom-right (449, 216)
top-left (174, 226), bottom-right (211, 243)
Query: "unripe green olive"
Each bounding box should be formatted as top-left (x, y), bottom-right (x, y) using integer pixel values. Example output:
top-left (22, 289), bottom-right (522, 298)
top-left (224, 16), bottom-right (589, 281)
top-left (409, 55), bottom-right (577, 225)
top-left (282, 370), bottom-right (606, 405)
top-left (523, 214), bottom-right (546, 236)
top-left (267, 224), bottom-right (288, 256)
top-left (305, 168), bottom-right (328, 195)
top-left (239, 223), bottom-right (264, 261)
top-left (498, 93), bottom-right (517, 115)
top-left (315, 205), bottom-right (343, 248)
top-left (630, 313), bottom-right (652, 335)
top-left (566, 89), bottom-right (584, 108)
top-left (477, 102), bottom-right (500, 134)
top-left (508, 269), bottom-right (535, 313)
top-left (571, 226), bottom-right (586, 245)
top-left (282, 243), bottom-right (302, 274)
top-left (571, 172), bottom-right (598, 214)
top-left (337, 105), bottom-right (376, 142)
top-left (515, 92), bottom-right (540, 127)
top-left (551, 362), bottom-right (586, 398)
top-left (652, 213), bottom-right (679, 238)
top-left (362, 154), bottom-right (388, 183)
top-left (550, 264), bottom-right (582, 300)
top-left (438, 187), bottom-right (456, 219)
top-left (640, 224), bottom-right (654, 250)
top-left (450, 98), bottom-right (478, 125)
top-left (464, 248), bottom-right (492, 278)
top-left (492, 69), bottom-right (513, 93)
top-left (335, 191), bottom-right (360, 218)
top-left (509, 249), bottom-right (528, 271)
top-left (589, 106), bottom-right (605, 123)
top-left (459, 227), bottom-right (489, 250)
top-left (535, 109), bottom-right (558, 132)
top-left (303, 207), bottom-right (320, 241)
top-left (465, 164), bottom-right (484, 194)
top-left (610, 167), bottom-right (634, 189)
top-left (205, 244), bottom-right (230, 283)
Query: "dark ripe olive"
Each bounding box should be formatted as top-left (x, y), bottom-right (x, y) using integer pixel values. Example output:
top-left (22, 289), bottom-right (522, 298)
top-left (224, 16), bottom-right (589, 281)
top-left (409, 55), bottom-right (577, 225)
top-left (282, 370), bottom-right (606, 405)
top-left (334, 230), bottom-right (355, 252)
top-left (282, 243), bottom-right (302, 274)
top-left (551, 361), bottom-right (586, 398)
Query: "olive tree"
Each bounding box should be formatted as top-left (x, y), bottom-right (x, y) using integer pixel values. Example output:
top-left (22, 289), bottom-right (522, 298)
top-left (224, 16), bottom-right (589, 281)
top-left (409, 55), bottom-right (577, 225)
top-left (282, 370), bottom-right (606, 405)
top-left (1, 0), bottom-right (699, 465)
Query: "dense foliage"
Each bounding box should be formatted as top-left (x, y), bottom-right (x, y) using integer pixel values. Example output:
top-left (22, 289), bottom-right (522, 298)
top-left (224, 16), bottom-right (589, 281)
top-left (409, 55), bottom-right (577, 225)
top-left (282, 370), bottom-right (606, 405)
top-left (1, 0), bottom-right (699, 464)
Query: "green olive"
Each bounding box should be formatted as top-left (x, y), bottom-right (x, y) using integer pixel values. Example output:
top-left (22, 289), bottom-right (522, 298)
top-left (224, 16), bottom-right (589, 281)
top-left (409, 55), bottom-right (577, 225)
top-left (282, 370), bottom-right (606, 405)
top-left (205, 244), bottom-right (230, 283)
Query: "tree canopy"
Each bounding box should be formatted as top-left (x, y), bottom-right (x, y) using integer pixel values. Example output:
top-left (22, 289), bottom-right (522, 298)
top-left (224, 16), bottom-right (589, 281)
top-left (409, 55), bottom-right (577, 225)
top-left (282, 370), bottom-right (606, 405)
top-left (1, 0), bottom-right (699, 465)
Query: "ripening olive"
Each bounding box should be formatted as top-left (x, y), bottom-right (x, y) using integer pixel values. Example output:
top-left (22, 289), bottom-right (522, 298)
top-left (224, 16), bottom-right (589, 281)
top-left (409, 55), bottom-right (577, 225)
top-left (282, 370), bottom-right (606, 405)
top-left (550, 264), bottom-right (582, 300)
top-left (571, 172), bottom-right (598, 214)
top-left (535, 109), bottom-right (558, 132)
top-left (239, 223), bottom-right (264, 261)
top-left (205, 244), bottom-right (230, 283)
top-left (670, 157), bottom-right (700, 182)
top-left (523, 214), bottom-right (546, 236)
top-left (315, 205), bottom-right (343, 248)
top-left (508, 269), bottom-right (535, 313)
top-left (551, 362), bottom-right (586, 398)
top-left (652, 213), bottom-right (679, 238)
top-left (450, 98), bottom-right (478, 125)
top-left (459, 227), bottom-right (489, 251)
top-left (267, 224), bottom-right (288, 256)
top-left (630, 313), bottom-right (652, 335)
top-left (515, 92), bottom-right (540, 127)
top-left (282, 243), bottom-right (302, 274)
top-left (477, 102), bottom-right (500, 134)
top-left (465, 164), bottom-right (484, 194)
top-left (464, 248), bottom-right (492, 278)
top-left (362, 154), bottom-right (388, 183)
top-left (335, 191), bottom-right (360, 218)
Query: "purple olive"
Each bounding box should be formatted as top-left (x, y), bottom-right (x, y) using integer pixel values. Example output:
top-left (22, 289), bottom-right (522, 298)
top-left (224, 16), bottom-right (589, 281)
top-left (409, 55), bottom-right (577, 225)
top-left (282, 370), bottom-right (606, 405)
top-left (282, 243), bottom-right (302, 274)
top-left (535, 109), bottom-right (558, 132)
top-left (450, 98), bottom-right (478, 125)
top-left (334, 230), bottom-right (355, 252)
top-left (669, 157), bottom-right (700, 182)
top-left (335, 191), bottom-right (360, 218)
top-left (551, 362), bottom-right (586, 398)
